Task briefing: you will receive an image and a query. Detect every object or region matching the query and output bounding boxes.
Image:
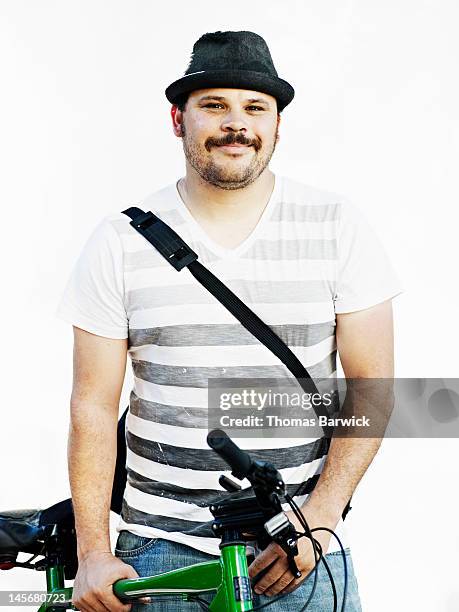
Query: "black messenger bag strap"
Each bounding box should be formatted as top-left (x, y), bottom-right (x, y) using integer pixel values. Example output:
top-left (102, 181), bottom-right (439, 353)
top-left (113, 206), bottom-right (352, 521)
top-left (121, 207), bottom-right (327, 407)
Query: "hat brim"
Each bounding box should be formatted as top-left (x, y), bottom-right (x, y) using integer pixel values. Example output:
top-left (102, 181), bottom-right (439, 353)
top-left (165, 69), bottom-right (294, 111)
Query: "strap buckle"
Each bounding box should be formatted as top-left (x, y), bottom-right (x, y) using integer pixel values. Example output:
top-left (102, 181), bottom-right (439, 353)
top-left (130, 211), bottom-right (156, 230)
top-left (167, 245), bottom-right (198, 271)
top-left (129, 211), bottom-right (198, 271)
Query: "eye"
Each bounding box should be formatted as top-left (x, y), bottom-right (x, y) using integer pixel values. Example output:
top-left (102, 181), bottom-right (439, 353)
top-left (246, 105), bottom-right (265, 112)
top-left (202, 103), bottom-right (225, 109)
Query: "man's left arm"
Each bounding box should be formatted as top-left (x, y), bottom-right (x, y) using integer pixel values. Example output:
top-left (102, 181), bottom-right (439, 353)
top-left (249, 299), bottom-right (395, 596)
top-left (302, 298), bottom-right (394, 524)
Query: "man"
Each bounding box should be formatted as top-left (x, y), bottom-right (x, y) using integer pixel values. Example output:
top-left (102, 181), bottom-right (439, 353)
top-left (57, 31), bottom-right (402, 611)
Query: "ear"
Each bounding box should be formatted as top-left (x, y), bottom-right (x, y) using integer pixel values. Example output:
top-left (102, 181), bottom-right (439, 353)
top-left (275, 113), bottom-right (281, 143)
top-left (171, 105), bottom-right (183, 137)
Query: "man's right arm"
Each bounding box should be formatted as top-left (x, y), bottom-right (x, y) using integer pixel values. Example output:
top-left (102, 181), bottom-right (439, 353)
top-left (68, 326), bottom-right (141, 612)
top-left (69, 325), bottom-right (127, 559)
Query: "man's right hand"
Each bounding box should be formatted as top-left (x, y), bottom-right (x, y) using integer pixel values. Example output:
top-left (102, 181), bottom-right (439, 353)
top-left (72, 551), bottom-right (150, 612)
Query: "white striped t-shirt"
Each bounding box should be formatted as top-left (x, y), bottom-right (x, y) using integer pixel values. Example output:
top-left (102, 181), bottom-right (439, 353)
top-left (56, 175), bottom-right (403, 555)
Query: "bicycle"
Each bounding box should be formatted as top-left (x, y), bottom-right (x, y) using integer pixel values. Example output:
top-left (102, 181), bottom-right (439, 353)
top-left (0, 430), bottom-right (348, 611)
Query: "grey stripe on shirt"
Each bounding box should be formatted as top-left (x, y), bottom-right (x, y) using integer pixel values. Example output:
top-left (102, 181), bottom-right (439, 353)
top-left (129, 322), bottom-right (335, 348)
top-left (127, 469), bottom-right (321, 507)
top-left (130, 351), bottom-right (336, 388)
top-left (126, 433), bottom-right (330, 471)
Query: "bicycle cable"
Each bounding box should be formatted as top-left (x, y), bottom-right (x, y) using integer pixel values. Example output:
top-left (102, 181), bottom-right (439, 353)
top-left (287, 494), bottom-right (348, 612)
top-left (315, 550), bottom-right (337, 607)
top-left (311, 527), bottom-right (348, 612)
top-left (285, 494), bottom-right (337, 612)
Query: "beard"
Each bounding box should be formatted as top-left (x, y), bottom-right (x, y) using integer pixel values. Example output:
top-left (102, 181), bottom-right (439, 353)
top-left (180, 123), bottom-right (278, 190)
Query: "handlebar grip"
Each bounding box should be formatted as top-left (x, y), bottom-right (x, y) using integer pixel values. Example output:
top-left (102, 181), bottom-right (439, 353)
top-left (207, 429), bottom-right (252, 480)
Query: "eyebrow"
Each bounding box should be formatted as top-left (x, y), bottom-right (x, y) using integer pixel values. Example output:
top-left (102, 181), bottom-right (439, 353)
top-left (197, 95), bottom-right (271, 107)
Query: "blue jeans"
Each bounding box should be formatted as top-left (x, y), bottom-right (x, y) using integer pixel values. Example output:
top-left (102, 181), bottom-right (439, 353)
top-left (114, 531), bottom-right (362, 611)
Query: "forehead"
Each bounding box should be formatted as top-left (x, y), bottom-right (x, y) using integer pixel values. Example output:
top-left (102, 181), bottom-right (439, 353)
top-left (188, 88), bottom-right (276, 107)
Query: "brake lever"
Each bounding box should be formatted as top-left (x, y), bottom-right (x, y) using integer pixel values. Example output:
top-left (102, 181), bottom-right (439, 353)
top-left (261, 512), bottom-right (302, 579)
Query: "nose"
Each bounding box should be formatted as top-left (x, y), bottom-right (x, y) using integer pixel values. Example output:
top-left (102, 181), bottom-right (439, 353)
top-left (221, 110), bottom-right (248, 133)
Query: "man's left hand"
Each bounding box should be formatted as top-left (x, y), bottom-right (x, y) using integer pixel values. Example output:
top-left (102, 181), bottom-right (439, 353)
top-left (247, 507), bottom-right (338, 597)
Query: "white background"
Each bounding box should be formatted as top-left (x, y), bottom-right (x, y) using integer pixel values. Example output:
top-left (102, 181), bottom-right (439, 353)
top-left (1, 1), bottom-right (458, 610)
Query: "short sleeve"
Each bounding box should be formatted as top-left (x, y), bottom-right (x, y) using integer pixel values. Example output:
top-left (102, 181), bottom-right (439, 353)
top-left (56, 217), bottom-right (128, 338)
top-left (333, 200), bottom-right (403, 314)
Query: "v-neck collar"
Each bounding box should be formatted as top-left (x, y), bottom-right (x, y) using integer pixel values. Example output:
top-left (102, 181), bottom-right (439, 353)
top-left (172, 175), bottom-right (282, 259)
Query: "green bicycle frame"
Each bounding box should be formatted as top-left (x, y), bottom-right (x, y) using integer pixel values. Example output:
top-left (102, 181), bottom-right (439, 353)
top-left (37, 543), bottom-right (254, 611)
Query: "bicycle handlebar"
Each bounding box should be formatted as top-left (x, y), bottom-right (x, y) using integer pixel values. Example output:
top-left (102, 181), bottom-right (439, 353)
top-left (207, 429), bottom-right (253, 480)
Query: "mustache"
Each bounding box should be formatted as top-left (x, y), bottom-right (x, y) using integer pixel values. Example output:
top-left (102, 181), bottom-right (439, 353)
top-left (205, 133), bottom-right (262, 152)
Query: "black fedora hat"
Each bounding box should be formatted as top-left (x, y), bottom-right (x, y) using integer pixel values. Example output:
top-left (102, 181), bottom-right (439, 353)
top-left (165, 31), bottom-right (295, 112)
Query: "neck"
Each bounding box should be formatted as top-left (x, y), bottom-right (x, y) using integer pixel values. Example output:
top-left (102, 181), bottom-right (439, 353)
top-left (177, 165), bottom-right (275, 223)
